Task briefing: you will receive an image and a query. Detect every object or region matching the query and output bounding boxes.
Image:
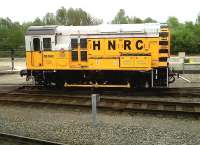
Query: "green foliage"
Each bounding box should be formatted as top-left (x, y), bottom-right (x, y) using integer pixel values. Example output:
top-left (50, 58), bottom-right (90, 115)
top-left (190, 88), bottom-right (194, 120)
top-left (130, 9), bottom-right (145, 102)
top-left (33, 17), bottom-right (44, 26)
top-left (112, 9), bottom-right (129, 24)
top-left (167, 16), bottom-right (180, 28)
top-left (111, 9), bottom-right (200, 55)
top-left (0, 7), bottom-right (102, 57)
top-left (112, 9), bottom-right (156, 24)
top-left (43, 13), bottom-right (57, 25)
top-left (0, 8), bottom-right (200, 57)
top-left (0, 18), bottom-right (24, 52)
top-left (56, 7), bottom-right (102, 26)
top-left (128, 17), bottom-right (143, 24)
top-left (168, 16), bottom-right (200, 54)
top-left (196, 12), bottom-right (200, 24)
top-left (56, 7), bottom-right (68, 25)
top-left (143, 17), bottom-right (157, 23)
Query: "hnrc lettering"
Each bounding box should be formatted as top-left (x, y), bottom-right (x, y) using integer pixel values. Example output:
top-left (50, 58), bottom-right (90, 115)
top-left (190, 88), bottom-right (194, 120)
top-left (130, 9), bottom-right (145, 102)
top-left (108, 40), bottom-right (116, 50)
top-left (93, 41), bottom-right (100, 50)
top-left (136, 40), bottom-right (143, 50)
top-left (124, 40), bottom-right (131, 50)
top-left (92, 39), bottom-right (144, 50)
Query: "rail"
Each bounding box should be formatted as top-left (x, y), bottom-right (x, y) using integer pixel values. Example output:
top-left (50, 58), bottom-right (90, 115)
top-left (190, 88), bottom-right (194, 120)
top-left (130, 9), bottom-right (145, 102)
top-left (0, 87), bottom-right (200, 114)
top-left (0, 132), bottom-right (65, 145)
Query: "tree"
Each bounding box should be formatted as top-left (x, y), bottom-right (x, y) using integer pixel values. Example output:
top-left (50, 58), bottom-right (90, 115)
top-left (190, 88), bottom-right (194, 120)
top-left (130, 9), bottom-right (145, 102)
top-left (66, 8), bottom-right (102, 26)
top-left (74, 8), bottom-right (92, 25)
top-left (43, 13), bottom-right (56, 25)
top-left (1, 8), bottom-right (200, 57)
top-left (0, 7), bottom-right (103, 57)
top-left (167, 16), bottom-right (180, 28)
top-left (0, 17), bottom-right (24, 56)
top-left (196, 12), bottom-right (200, 25)
top-left (33, 17), bottom-right (43, 26)
top-left (56, 7), bottom-right (68, 25)
top-left (0, 17), bottom-right (12, 28)
top-left (128, 16), bottom-right (143, 24)
top-left (112, 9), bottom-right (156, 24)
top-left (112, 9), bottom-right (128, 24)
top-left (143, 17), bottom-right (157, 23)
top-left (167, 16), bottom-right (200, 54)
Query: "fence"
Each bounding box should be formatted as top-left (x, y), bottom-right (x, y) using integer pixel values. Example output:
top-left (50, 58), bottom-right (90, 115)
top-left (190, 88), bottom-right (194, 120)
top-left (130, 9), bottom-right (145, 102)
top-left (169, 56), bottom-right (200, 74)
top-left (0, 49), bottom-right (25, 58)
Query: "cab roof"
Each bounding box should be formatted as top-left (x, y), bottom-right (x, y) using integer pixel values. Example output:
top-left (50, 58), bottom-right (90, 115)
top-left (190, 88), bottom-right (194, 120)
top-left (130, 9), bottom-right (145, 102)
top-left (26, 23), bottom-right (167, 36)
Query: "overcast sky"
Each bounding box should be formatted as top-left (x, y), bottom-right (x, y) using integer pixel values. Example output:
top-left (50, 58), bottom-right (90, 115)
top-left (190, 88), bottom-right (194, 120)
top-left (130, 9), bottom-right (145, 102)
top-left (0, 0), bottom-right (199, 23)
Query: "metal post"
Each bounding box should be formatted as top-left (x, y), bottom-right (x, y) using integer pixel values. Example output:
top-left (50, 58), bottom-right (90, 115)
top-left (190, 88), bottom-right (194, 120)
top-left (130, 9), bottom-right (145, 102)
top-left (11, 49), bottom-right (14, 70)
top-left (155, 69), bottom-right (158, 79)
top-left (166, 67), bottom-right (169, 87)
top-left (178, 52), bottom-right (185, 75)
top-left (91, 94), bottom-right (98, 127)
top-left (182, 58), bottom-right (185, 74)
top-left (151, 69), bottom-right (154, 88)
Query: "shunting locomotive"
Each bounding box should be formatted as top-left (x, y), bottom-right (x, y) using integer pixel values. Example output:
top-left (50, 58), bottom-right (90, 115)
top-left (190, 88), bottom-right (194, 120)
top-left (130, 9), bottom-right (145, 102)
top-left (21, 23), bottom-right (174, 88)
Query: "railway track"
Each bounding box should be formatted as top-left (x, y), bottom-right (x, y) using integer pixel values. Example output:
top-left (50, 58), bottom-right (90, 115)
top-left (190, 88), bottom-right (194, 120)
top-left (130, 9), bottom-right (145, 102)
top-left (0, 86), bottom-right (200, 114)
top-left (10, 85), bottom-right (200, 99)
top-left (0, 132), bottom-right (65, 145)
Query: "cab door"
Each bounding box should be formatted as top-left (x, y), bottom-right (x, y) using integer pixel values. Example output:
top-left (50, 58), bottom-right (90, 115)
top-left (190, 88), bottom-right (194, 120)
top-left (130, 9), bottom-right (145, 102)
top-left (31, 37), bottom-right (43, 67)
top-left (70, 37), bottom-right (88, 68)
top-left (79, 38), bottom-right (88, 67)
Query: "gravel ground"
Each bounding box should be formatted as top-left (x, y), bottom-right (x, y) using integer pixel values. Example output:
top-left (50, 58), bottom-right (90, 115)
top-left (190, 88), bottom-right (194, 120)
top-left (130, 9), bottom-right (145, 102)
top-left (0, 104), bottom-right (199, 145)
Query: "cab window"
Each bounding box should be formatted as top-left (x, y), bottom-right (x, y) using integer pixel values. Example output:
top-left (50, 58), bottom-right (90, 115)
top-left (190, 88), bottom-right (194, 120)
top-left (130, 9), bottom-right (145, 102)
top-left (33, 38), bottom-right (40, 51)
top-left (71, 38), bottom-right (78, 49)
top-left (43, 38), bottom-right (51, 51)
top-left (80, 38), bottom-right (87, 48)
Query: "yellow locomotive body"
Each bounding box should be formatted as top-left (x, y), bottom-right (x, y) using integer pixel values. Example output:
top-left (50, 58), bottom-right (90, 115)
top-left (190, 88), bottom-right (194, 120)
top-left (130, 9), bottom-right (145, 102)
top-left (23, 23), bottom-right (172, 88)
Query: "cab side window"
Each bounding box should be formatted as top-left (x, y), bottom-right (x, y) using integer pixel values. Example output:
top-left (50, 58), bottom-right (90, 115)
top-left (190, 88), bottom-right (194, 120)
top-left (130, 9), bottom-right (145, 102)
top-left (43, 38), bottom-right (51, 51)
top-left (80, 38), bottom-right (87, 48)
top-left (33, 38), bottom-right (40, 51)
top-left (71, 39), bottom-right (78, 49)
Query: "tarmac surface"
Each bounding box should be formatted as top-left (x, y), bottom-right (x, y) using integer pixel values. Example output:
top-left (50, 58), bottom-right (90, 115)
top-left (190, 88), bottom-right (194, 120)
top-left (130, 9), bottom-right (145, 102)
top-left (0, 58), bottom-right (25, 69)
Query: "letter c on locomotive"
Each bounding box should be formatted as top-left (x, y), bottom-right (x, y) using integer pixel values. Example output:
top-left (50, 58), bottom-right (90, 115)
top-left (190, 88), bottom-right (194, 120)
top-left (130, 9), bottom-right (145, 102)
top-left (136, 40), bottom-right (143, 50)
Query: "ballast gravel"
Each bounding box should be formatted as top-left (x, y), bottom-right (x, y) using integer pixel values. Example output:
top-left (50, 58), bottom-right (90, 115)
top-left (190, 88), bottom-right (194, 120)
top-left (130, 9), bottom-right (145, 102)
top-left (0, 104), bottom-right (199, 145)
